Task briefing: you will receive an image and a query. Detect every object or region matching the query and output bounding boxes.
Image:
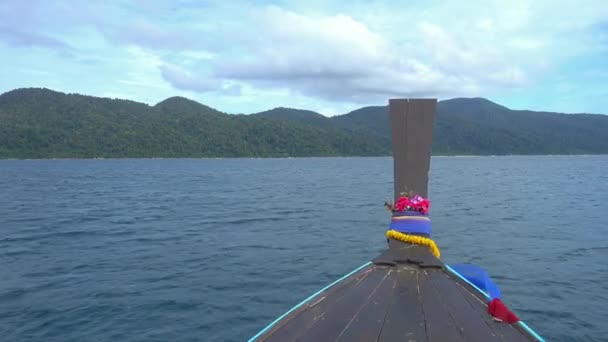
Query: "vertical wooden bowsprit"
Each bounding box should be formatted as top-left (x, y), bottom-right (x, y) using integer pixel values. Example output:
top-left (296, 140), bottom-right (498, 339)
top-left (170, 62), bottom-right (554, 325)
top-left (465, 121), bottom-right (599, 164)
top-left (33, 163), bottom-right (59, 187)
top-left (389, 99), bottom-right (437, 201)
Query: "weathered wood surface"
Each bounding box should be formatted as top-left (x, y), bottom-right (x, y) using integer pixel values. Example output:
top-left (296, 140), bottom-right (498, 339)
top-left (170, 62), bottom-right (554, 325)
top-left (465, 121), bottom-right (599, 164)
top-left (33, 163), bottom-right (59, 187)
top-left (253, 240), bottom-right (536, 342)
top-left (389, 98), bottom-right (436, 201)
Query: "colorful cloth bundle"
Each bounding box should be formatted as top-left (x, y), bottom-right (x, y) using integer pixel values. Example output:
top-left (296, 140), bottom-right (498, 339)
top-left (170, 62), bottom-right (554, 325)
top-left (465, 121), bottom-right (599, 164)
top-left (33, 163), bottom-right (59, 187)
top-left (390, 195), bottom-right (432, 236)
top-left (394, 195), bottom-right (430, 214)
top-left (389, 211), bottom-right (432, 236)
top-left (449, 264), bottom-right (520, 324)
top-left (387, 195), bottom-right (519, 325)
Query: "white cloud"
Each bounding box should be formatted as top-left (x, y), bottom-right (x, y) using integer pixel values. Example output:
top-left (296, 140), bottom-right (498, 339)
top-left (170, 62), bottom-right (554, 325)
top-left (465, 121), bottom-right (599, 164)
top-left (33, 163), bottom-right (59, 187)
top-left (1, 0), bottom-right (607, 113)
top-left (160, 63), bottom-right (216, 92)
top-left (206, 6), bottom-right (528, 102)
top-left (160, 63), bottom-right (243, 96)
top-left (215, 7), bottom-right (387, 79)
top-left (506, 37), bottom-right (547, 50)
top-left (486, 68), bottom-right (527, 86)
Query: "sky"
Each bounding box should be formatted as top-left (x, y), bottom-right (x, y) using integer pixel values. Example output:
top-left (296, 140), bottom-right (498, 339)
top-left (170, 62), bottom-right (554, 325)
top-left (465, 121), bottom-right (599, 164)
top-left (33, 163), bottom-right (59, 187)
top-left (0, 0), bottom-right (607, 116)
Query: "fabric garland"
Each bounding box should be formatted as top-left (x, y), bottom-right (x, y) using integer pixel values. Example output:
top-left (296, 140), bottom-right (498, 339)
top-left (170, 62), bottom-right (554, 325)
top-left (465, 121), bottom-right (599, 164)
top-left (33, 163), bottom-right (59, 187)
top-left (386, 193), bottom-right (519, 324)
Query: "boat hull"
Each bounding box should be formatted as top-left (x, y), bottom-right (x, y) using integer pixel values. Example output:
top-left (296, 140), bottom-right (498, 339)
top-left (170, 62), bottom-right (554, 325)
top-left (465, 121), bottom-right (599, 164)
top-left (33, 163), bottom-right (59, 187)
top-left (249, 239), bottom-right (543, 342)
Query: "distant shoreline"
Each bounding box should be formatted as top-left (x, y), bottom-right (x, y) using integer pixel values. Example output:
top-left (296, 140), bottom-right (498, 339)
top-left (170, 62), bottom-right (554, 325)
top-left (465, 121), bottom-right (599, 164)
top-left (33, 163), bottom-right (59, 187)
top-left (2, 154), bottom-right (607, 161)
top-left (3, 88), bottom-right (608, 159)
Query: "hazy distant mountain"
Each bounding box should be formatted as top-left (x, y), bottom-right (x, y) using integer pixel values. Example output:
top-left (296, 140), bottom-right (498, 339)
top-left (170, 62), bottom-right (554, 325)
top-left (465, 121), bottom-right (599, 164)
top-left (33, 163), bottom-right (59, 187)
top-left (1, 87), bottom-right (607, 158)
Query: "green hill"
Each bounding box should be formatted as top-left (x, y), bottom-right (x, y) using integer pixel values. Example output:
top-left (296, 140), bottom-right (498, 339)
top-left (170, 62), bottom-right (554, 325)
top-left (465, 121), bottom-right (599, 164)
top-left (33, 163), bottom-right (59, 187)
top-left (1, 87), bottom-right (607, 158)
top-left (254, 107), bottom-right (331, 128)
top-left (327, 99), bottom-right (608, 155)
top-left (0, 88), bottom-right (386, 158)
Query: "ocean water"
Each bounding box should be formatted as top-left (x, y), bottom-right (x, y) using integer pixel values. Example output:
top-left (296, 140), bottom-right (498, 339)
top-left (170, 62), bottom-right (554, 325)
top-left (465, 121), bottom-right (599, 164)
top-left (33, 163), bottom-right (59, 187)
top-left (1, 156), bottom-right (607, 342)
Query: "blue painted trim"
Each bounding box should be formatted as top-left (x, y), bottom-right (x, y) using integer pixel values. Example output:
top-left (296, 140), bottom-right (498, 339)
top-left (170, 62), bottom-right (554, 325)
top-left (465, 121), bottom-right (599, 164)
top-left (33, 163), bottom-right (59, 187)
top-left (247, 262), bottom-right (372, 342)
top-left (519, 321), bottom-right (546, 342)
top-left (446, 265), bottom-right (545, 342)
top-left (445, 264), bottom-right (491, 299)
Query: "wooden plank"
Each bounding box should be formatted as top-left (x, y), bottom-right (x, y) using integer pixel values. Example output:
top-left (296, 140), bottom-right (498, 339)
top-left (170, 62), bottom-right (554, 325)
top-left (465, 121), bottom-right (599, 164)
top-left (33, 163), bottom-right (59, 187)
top-left (418, 269), bottom-right (466, 342)
top-left (293, 267), bottom-right (390, 341)
top-left (374, 242), bottom-right (411, 266)
top-left (378, 269), bottom-right (427, 342)
top-left (403, 244), bottom-right (442, 268)
top-left (427, 271), bottom-right (504, 342)
top-left (389, 98), bottom-right (436, 200)
top-left (390, 99), bottom-right (409, 201)
top-left (405, 99), bottom-right (436, 198)
top-left (259, 267), bottom-right (387, 342)
top-left (257, 267), bottom-right (376, 342)
top-left (382, 239), bottom-right (443, 268)
top-left (447, 272), bottom-right (536, 341)
top-left (335, 269), bottom-right (398, 342)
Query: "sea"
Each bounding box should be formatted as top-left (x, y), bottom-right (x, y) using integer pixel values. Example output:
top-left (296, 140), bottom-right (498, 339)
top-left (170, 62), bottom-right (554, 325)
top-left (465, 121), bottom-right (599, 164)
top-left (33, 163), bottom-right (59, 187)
top-left (1, 156), bottom-right (607, 342)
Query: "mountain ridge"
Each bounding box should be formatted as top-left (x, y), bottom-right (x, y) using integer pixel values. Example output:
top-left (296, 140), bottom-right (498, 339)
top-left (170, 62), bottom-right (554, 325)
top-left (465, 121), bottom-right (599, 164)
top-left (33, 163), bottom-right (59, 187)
top-left (3, 87), bottom-right (605, 117)
top-left (1, 87), bottom-right (607, 158)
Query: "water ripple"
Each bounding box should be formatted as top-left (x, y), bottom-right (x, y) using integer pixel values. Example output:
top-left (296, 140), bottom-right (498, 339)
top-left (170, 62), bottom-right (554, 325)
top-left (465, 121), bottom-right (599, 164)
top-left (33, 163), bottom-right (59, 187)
top-left (1, 156), bottom-right (607, 342)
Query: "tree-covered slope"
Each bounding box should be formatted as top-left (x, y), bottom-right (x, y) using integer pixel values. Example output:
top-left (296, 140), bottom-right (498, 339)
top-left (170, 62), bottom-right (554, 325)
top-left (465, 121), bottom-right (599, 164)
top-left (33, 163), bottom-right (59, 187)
top-left (1, 87), bottom-right (607, 158)
top-left (0, 88), bottom-right (386, 158)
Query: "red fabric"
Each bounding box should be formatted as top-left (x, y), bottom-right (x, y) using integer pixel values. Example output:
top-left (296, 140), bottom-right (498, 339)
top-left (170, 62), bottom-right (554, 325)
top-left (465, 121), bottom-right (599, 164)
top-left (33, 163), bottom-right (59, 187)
top-left (393, 196), bottom-right (430, 214)
top-left (394, 197), bottom-right (411, 211)
top-left (488, 298), bottom-right (519, 323)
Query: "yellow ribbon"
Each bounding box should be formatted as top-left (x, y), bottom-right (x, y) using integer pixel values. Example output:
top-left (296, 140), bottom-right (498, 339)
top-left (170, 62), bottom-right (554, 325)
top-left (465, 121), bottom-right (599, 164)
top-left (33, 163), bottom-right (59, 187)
top-left (386, 229), bottom-right (441, 258)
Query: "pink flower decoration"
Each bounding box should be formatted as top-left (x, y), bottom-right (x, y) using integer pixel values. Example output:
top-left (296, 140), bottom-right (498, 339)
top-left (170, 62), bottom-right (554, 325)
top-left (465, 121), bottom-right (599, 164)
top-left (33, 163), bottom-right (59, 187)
top-left (394, 196), bottom-right (411, 211)
top-left (393, 195), bottom-right (431, 214)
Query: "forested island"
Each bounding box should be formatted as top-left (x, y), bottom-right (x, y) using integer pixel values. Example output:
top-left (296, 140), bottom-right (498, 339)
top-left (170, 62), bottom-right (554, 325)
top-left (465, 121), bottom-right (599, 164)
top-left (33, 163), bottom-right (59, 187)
top-left (1, 88), bottom-right (607, 158)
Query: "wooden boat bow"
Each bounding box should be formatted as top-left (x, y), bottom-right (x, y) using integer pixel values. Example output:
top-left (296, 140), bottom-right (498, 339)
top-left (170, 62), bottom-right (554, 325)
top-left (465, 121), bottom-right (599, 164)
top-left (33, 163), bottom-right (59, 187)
top-left (248, 98), bottom-right (544, 341)
top-left (249, 239), bottom-right (542, 341)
